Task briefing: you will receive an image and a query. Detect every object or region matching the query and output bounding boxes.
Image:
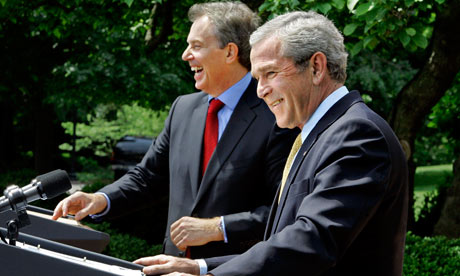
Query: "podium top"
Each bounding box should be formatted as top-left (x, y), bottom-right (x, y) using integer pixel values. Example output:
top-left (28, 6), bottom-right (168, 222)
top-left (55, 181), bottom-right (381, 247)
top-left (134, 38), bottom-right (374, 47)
top-left (0, 206), bottom-right (110, 252)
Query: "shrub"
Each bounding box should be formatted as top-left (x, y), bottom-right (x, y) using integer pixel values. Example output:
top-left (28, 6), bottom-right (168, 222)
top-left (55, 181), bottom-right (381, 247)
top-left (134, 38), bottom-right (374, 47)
top-left (85, 222), bottom-right (162, 261)
top-left (404, 232), bottom-right (460, 275)
top-left (0, 168), bottom-right (37, 190)
top-left (412, 185), bottom-right (448, 236)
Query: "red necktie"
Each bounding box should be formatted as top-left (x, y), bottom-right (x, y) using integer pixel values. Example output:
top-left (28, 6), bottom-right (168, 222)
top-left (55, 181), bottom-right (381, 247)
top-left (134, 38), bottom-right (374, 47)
top-left (202, 99), bottom-right (225, 176)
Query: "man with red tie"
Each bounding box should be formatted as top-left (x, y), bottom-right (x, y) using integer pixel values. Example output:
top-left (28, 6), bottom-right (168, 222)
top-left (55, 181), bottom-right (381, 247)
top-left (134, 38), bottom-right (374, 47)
top-left (52, 1), bottom-right (298, 271)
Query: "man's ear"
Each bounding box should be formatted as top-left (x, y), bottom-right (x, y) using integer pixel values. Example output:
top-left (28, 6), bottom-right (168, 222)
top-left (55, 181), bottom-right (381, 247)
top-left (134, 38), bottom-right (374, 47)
top-left (309, 52), bottom-right (327, 85)
top-left (225, 42), bottom-right (239, 64)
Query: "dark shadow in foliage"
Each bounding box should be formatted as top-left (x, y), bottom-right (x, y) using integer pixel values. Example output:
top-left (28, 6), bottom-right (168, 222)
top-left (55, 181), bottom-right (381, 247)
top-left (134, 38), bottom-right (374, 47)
top-left (411, 179), bottom-right (450, 237)
top-left (81, 182), bottom-right (169, 246)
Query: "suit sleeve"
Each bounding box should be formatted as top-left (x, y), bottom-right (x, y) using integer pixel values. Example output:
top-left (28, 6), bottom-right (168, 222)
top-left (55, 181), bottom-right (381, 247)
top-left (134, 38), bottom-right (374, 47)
top-left (222, 125), bottom-right (299, 242)
top-left (96, 98), bottom-right (180, 219)
top-left (210, 118), bottom-right (394, 275)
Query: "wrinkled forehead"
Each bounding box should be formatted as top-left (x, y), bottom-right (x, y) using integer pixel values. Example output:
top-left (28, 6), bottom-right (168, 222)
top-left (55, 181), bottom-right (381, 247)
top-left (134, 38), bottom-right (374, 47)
top-left (250, 37), bottom-right (283, 74)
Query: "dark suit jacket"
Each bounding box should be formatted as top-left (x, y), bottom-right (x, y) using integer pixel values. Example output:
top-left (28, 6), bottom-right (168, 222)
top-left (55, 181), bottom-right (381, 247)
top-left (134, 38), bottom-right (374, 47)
top-left (98, 79), bottom-right (298, 258)
top-left (207, 91), bottom-right (409, 275)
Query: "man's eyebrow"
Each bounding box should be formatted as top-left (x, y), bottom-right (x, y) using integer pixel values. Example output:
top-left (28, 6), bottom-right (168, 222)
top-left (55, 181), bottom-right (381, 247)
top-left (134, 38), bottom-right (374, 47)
top-left (187, 39), bottom-right (202, 45)
top-left (254, 63), bottom-right (275, 75)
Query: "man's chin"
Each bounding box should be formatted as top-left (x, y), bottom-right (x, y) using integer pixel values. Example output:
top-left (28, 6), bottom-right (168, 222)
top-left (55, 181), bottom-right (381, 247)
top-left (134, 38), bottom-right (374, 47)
top-left (276, 119), bottom-right (299, 130)
top-left (275, 121), bottom-right (289, 129)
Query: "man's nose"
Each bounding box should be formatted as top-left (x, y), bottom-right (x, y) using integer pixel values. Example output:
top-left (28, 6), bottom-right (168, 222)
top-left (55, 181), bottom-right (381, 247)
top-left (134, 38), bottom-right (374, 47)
top-left (257, 80), bottom-right (270, 99)
top-left (182, 46), bottom-right (192, 61)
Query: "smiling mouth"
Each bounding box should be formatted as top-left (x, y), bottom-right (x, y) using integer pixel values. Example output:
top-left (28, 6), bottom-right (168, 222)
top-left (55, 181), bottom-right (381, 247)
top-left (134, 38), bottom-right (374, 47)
top-left (191, 66), bottom-right (203, 73)
top-left (270, 99), bottom-right (284, 107)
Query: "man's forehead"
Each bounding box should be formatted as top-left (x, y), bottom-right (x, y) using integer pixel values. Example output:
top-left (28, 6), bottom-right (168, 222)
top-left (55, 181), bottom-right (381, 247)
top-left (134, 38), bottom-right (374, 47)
top-left (188, 16), bottom-right (216, 38)
top-left (251, 40), bottom-right (282, 69)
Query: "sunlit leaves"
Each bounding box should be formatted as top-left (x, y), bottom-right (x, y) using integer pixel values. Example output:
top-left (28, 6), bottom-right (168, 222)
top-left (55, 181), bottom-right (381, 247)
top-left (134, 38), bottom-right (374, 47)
top-left (332, 0), bottom-right (346, 9)
top-left (344, 23), bottom-right (359, 36)
top-left (317, 2), bottom-right (332, 14)
top-left (347, 0), bottom-right (359, 11)
top-left (355, 2), bottom-right (372, 16)
top-left (258, 0), bottom-right (439, 57)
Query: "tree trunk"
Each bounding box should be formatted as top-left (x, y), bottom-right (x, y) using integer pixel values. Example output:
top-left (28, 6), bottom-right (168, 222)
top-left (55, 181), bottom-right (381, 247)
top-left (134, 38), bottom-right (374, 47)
top-left (433, 156), bottom-right (460, 237)
top-left (144, 0), bottom-right (174, 54)
top-left (388, 0), bottom-right (460, 230)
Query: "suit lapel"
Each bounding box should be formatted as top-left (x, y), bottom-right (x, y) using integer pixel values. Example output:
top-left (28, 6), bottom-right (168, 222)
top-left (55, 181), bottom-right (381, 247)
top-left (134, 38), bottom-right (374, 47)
top-left (192, 80), bottom-right (259, 210)
top-left (269, 91), bottom-right (363, 235)
top-left (187, 95), bottom-right (208, 198)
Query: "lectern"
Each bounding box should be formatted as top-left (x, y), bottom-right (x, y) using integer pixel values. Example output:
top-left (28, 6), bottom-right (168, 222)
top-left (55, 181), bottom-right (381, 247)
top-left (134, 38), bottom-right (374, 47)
top-left (0, 227), bottom-right (144, 276)
top-left (0, 205), bottom-right (110, 252)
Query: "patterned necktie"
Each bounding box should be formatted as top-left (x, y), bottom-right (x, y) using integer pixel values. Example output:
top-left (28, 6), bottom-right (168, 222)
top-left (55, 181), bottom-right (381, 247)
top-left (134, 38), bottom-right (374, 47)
top-left (279, 134), bottom-right (303, 202)
top-left (202, 99), bottom-right (225, 176)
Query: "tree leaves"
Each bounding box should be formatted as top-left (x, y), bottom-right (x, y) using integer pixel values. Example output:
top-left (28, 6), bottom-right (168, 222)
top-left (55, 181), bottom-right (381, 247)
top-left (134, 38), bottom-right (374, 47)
top-left (259, 0), bottom-right (436, 56)
top-left (344, 23), bottom-right (359, 36)
top-left (347, 0), bottom-right (359, 11)
top-left (406, 28), bottom-right (417, 36)
top-left (355, 2), bottom-right (372, 16)
top-left (413, 33), bottom-right (428, 48)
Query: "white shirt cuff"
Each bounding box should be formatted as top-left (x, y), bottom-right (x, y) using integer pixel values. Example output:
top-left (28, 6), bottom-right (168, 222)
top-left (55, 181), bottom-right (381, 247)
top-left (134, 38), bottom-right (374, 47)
top-left (220, 216), bottom-right (228, 243)
top-left (89, 192), bottom-right (111, 218)
top-left (196, 259), bottom-right (208, 275)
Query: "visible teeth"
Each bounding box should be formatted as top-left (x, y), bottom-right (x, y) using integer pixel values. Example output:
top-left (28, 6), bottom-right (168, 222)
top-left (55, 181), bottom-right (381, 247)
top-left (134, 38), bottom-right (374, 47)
top-left (191, 66), bottom-right (203, 72)
top-left (272, 99), bottom-right (283, 106)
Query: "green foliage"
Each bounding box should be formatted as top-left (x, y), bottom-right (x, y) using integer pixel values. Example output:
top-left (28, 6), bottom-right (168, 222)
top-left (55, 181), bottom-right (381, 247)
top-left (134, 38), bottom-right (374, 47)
top-left (59, 103), bottom-right (168, 157)
top-left (0, 168), bottom-right (37, 190)
top-left (77, 165), bottom-right (114, 191)
top-left (86, 222), bottom-right (162, 261)
top-left (414, 73), bottom-right (460, 166)
top-left (412, 185), bottom-right (448, 236)
top-left (0, 0), bottom-right (193, 170)
top-left (345, 49), bottom-right (417, 117)
top-left (258, 0), bottom-right (440, 57)
top-left (412, 164), bottom-right (452, 235)
top-left (404, 232), bottom-right (460, 275)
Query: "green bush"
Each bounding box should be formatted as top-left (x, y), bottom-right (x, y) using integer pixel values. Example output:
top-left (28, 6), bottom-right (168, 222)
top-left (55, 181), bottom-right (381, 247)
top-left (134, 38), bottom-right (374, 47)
top-left (59, 103), bottom-right (168, 158)
top-left (85, 222), bottom-right (162, 261)
top-left (412, 184), bottom-right (448, 236)
top-left (404, 232), bottom-right (460, 275)
top-left (0, 168), bottom-right (37, 190)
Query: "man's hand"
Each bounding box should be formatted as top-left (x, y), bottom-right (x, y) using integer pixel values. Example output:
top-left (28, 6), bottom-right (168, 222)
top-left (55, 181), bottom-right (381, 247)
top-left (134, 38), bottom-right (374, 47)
top-left (170, 216), bottom-right (223, 251)
top-left (133, 254), bottom-right (200, 275)
top-left (51, 191), bottom-right (107, 221)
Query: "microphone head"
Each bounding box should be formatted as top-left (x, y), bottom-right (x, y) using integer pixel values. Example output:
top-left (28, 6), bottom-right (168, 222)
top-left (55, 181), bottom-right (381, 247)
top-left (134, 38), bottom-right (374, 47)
top-left (35, 169), bottom-right (72, 199)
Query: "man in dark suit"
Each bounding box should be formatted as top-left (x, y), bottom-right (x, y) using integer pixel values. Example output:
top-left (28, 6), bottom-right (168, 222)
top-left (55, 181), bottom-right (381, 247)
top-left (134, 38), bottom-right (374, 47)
top-left (52, 1), bottom-right (297, 267)
top-left (142, 10), bottom-right (409, 276)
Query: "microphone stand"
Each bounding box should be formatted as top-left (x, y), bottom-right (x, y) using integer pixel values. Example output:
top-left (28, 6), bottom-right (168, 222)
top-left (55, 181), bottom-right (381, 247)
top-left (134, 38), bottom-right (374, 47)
top-left (1, 185), bottom-right (32, 246)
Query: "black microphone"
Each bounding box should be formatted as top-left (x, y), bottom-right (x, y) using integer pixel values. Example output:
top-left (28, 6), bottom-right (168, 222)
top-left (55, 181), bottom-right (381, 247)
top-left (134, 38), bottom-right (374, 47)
top-left (0, 169), bottom-right (72, 213)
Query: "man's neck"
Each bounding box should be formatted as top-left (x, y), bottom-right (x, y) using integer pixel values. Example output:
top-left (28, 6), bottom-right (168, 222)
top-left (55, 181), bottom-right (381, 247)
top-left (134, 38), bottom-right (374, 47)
top-left (208, 66), bottom-right (249, 97)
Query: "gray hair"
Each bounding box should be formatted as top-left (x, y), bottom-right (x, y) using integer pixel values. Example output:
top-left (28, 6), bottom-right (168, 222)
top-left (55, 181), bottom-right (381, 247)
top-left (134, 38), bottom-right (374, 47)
top-left (188, 1), bottom-right (261, 71)
top-left (250, 11), bottom-right (348, 82)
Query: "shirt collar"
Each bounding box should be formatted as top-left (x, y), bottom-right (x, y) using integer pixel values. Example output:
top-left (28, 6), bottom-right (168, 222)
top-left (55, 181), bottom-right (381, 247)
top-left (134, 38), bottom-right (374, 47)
top-left (301, 86), bottom-right (349, 142)
top-left (208, 72), bottom-right (252, 110)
